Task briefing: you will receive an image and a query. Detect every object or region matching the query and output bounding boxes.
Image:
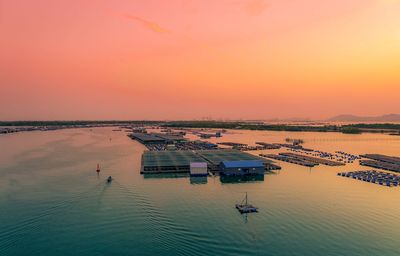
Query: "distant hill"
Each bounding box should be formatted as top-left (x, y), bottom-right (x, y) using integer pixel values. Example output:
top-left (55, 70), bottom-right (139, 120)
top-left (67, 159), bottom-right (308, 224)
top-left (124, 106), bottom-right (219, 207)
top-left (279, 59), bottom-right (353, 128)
top-left (328, 114), bottom-right (400, 122)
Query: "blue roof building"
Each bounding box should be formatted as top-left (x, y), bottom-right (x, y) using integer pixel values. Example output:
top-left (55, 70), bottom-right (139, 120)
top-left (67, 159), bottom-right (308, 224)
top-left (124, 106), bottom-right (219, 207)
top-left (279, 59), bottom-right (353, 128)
top-left (220, 160), bottom-right (265, 176)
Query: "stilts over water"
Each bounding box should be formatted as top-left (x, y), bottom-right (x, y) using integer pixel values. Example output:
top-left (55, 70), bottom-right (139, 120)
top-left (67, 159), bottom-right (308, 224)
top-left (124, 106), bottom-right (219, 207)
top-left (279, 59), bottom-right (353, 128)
top-left (236, 192), bottom-right (258, 214)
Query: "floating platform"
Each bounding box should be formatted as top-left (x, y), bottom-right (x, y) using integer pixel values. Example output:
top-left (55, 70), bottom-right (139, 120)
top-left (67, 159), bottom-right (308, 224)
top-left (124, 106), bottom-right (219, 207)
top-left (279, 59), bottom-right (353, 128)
top-left (260, 154), bottom-right (318, 167)
top-left (129, 133), bottom-right (185, 144)
top-left (145, 141), bottom-right (219, 151)
top-left (130, 133), bottom-right (167, 144)
top-left (359, 154), bottom-right (400, 173)
top-left (196, 150), bottom-right (281, 172)
top-left (279, 153), bottom-right (345, 166)
top-left (141, 149), bottom-right (281, 174)
top-left (255, 142), bottom-right (281, 149)
top-left (338, 170), bottom-right (400, 187)
top-left (359, 160), bottom-right (400, 173)
top-left (141, 150), bottom-right (205, 173)
top-left (360, 154), bottom-right (400, 164)
top-left (217, 142), bottom-right (247, 147)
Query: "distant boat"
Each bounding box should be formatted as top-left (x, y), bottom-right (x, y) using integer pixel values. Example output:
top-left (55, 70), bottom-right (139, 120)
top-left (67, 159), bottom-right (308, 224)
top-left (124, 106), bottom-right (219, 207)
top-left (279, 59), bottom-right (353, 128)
top-left (96, 164), bottom-right (100, 173)
top-left (107, 176), bottom-right (113, 183)
top-left (236, 192), bottom-right (258, 214)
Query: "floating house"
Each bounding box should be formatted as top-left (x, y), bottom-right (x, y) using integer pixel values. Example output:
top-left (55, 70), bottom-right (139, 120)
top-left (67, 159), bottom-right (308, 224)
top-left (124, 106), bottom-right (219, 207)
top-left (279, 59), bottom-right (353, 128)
top-left (220, 160), bottom-right (265, 176)
top-left (190, 162), bottom-right (208, 176)
top-left (130, 133), bottom-right (166, 144)
top-left (141, 149), bottom-right (280, 174)
top-left (130, 133), bottom-right (185, 145)
top-left (166, 144), bottom-right (176, 150)
top-left (141, 151), bottom-right (205, 173)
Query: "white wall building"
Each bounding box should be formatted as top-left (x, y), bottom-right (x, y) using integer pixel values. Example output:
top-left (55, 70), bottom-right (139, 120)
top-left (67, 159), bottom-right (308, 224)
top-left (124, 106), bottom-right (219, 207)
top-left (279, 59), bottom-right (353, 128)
top-left (190, 162), bottom-right (208, 176)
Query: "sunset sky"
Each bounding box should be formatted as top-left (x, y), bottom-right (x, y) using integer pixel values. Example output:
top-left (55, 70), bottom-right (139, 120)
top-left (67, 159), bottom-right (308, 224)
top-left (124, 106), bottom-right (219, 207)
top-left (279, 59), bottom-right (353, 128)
top-left (1, 0), bottom-right (399, 120)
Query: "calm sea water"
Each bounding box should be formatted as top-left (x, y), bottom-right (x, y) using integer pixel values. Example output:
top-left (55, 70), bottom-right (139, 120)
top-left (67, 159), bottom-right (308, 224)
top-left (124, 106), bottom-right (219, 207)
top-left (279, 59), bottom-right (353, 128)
top-left (1, 128), bottom-right (400, 256)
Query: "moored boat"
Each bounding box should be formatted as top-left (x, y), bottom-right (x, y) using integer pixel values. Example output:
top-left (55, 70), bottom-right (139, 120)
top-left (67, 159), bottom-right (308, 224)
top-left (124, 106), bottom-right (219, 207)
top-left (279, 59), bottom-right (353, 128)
top-left (236, 193), bottom-right (258, 214)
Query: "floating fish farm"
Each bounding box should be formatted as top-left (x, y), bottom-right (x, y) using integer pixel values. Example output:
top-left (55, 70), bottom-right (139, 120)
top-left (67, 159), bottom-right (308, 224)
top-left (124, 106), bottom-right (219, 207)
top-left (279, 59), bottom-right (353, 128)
top-left (218, 142), bottom-right (283, 151)
top-left (279, 153), bottom-right (345, 166)
top-left (196, 150), bottom-right (280, 172)
top-left (360, 160), bottom-right (400, 173)
top-left (145, 141), bottom-right (219, 151)
top-left (129, 132), bottom-right (220, 151)
top-left (338, 170), bottom-right (400, 187)
top-left (260, 154), bottom-right (318, 167)
top-left (288, 148), bottom-right (359, 163)
top-left (261, 152), bottom-right (344, 167)
top-left (129, 133), bottom-right (186, 144)
top-left (141, 149), bottom-right (281, 174)
top-left (141, 150), bottom-right (206, 173)
top-left (217, 142), bottom-right (247, 147)
top-left (359, 154), bottom-right (400, 173)
top-left (361, 154), bottom-right (400, 164)
top-left (255, 142), bottom-right (281, 149)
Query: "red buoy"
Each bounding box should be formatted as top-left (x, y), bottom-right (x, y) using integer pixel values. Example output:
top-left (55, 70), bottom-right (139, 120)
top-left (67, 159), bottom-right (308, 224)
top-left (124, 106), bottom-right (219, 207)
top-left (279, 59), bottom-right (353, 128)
top-left (96, 164), bottom-right (100, 173)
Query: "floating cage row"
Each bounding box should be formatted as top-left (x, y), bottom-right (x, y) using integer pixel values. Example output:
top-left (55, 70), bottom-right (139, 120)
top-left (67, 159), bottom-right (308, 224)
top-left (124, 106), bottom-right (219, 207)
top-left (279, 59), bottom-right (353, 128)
top-left (338, 170), bottom-right (400, 187)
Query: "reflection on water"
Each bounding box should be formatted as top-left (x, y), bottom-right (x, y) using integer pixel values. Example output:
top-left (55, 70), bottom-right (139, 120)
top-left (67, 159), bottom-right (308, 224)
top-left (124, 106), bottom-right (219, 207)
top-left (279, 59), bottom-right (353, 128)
top-left (190, 176), bottom-right (208, 184)
top-left (220, 175), bottom-right (264, 184)
top-left (143, 173), bottom-right (189, 179)
top-left (1, 127), bottom-right (400, 256)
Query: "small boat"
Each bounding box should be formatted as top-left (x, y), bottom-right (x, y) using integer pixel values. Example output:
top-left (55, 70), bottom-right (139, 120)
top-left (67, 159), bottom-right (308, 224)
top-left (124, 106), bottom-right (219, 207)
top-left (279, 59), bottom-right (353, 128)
top-left (107, 176), bottom-right (113, 183)
top-left (235, 193), bottom-right (258, 214)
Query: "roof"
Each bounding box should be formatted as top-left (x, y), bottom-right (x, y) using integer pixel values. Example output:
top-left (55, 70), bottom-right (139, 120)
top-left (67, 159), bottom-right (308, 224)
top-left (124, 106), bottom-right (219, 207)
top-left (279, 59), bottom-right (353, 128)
top-left (131, 133), bottom-right (166, 143)
top-left (153, 133), bottom-right (186, 141)
top-left (190, 162), bottom-right (208, 168)
top-left (196, 149), bottom-right (271, 165)
top-left (143, 151), bottom-right (205, 167)
top-left (221, 160), bottom-right (264, 168)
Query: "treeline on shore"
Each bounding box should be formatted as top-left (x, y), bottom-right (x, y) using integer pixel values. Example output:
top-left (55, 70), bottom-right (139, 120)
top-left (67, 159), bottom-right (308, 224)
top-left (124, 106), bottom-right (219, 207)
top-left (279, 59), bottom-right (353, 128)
top-left (164, 121), bottom-right (400, 134)
top-left (0, 120), bottom-right (161, 127)
top-left (345, 123), bottom-right (400, 134)
top-left (164, 121), bottom-right (338, 132)
top-left (346, 123), bottom-right (400, 130)
top-left (2, 120), bottom-right (399, 134)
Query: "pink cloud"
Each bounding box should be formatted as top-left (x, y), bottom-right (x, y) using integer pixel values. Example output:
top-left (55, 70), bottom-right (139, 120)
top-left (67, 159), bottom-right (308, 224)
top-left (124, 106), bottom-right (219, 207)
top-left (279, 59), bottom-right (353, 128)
top-left (124, 14), bottom-right (170, 33)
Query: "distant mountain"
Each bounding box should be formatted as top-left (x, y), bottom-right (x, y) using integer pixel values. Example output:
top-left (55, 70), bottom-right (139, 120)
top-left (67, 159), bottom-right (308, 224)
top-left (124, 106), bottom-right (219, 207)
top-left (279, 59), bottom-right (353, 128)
top-left (328, 114), bottom-right (400, 122)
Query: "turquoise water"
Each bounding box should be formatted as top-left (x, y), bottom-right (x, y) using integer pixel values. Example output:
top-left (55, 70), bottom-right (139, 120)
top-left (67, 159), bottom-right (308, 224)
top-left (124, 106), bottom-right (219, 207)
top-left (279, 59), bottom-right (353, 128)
top-left (1, 128), bottom-right (400, 256)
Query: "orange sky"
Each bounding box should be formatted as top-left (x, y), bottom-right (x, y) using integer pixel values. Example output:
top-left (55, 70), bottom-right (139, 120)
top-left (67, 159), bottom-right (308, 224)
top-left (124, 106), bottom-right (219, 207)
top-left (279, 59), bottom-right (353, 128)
top-left (1, 0), bottom-right (399, 120)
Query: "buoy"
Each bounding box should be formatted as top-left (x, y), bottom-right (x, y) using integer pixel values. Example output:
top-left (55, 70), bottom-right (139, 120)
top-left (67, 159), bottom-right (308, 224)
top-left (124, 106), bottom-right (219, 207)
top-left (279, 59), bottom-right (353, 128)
top-left (96, 164), bottom-right (100, 173)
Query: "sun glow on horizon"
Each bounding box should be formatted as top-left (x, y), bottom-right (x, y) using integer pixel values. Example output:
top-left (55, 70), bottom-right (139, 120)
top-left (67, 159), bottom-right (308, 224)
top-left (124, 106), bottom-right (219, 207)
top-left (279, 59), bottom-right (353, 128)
top-left (1, 0), bottom-right (399, 120)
